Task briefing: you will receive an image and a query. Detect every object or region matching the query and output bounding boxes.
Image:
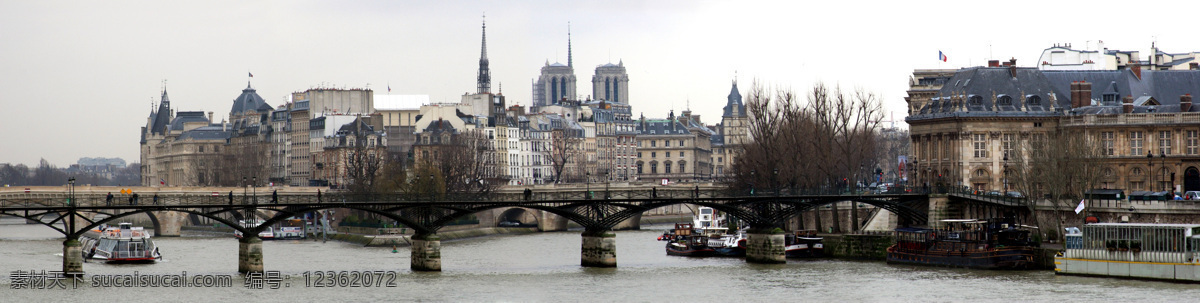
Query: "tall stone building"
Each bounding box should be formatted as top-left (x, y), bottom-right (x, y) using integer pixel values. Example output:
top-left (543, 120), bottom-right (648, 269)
top-left (906, 59), bottom-right (1200, 193)
top-left (592, 61), bottom-right (628, 103)
top-left (141, 88), bottom-right (231, 187)
top-left (532, 28), bottom-right (577, 108)
top-left (635, 110), bottom-right (713, 182)
top-left (711, 80), bottom-right (749, 179)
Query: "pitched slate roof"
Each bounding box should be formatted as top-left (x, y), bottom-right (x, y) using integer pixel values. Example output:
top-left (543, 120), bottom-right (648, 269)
top-left (168, 111), bottom-right (211, 131)
top-left (723, 81), bottom-right (746, 117)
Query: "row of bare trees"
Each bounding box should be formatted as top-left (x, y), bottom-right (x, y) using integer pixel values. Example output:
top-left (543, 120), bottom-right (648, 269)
top-left (729, 81), bottom-right (883, 232)
top-left (1006, 129), bottom-right (1107, 241)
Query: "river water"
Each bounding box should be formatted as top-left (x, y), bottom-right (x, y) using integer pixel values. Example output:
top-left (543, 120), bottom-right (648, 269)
top-left (0, 220), bottom-right (1196, 302)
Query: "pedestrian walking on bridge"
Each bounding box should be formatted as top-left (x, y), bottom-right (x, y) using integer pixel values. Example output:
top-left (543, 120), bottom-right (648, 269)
top-left (106, 192), bottom-right (113, 206)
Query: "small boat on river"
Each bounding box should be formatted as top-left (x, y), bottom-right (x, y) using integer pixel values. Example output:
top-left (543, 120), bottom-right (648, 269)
top-left (81, 222), bottom-right (162, 263)
top-left (1055, 223), bottom-right (1200, 282)
top-left (785, 230), bottom-right (824, 258)
top-left (665, 223), bottom-right (716, 257)
top-left (886, 217), bottom-right (1036, 269)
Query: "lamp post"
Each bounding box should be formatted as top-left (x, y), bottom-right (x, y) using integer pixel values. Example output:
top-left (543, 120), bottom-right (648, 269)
top-left (67, 177), bottom-right (75, 232)
top-left (586, 171), bottom-right (591, 199)
top-left (749, 170), bottom-right (756, 196)
top-left (605, 172), bottom-right (610, 199)
top-left (252, 176), bottom-right (258, 206)
top-left (773, 168), bottom-right (779, 196)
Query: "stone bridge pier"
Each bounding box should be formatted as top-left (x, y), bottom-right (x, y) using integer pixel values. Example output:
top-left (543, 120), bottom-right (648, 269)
top-left (238, 236), bottom-right (263, 274)
top-left (580, 229), bottom-right (616, 267)
top-left (63, 238), bottom-right (84, 277)
top-left (410, 233), bottom-right (442, 271)
top-left (745, 229), bottom-right (786, 264)
top-left (151, 211), bottom-right (188, 237)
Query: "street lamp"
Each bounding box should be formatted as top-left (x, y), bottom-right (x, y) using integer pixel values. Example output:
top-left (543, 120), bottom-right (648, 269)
top-left (749, 170), bottom-right (756, 196)
top-left (67, 177), bottom-right (75, 206)
top-left (586, 171), bottom-right (591, 199)
top-left (252, 176), bottom-right (258, 206)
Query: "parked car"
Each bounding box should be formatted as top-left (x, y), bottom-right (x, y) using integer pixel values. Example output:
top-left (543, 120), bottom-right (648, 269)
top-left (1005, 191), bottom-right (1025, 198)
top-left (1185, 191), bottom-right (1200, 200)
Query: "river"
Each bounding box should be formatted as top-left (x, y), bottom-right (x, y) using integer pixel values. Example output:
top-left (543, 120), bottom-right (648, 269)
top-left (0, 220), bottom-right (1196, 302)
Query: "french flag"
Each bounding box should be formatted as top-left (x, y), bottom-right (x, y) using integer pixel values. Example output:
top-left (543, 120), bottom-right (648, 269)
top-left (938, 51), bottom-right (948, 62)
top-left (160, 178), bottom-right (165, 185)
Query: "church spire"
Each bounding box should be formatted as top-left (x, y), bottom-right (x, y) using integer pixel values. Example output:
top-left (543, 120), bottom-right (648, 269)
top-left (477, 14), bottom-right (491, 94)
top-left (567, 22), bottom-right (573, 68)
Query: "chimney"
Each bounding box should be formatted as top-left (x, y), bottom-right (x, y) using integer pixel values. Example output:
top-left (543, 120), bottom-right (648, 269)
top-left (1123, 95), bottom-right (1134, 113)
top-left (1070, 82), bottom-right (1081, 108)
top-left (1008, 58), bottom-right (1018, 78)
top-left (1131, 62), bottom-right (1142, 80)
top-left (988, 60), bottom-right (1001, 67)
top-left (1079, 81), bottom-right (1092, 107)
top-left (1191, 62), bottom-right (1199, 70)
top-left (208, 111), bottom-right (214, 123)
top-left (1182, 94), bottom-right (1193, 112)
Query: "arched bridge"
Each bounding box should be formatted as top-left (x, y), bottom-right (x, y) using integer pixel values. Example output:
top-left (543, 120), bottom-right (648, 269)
top-left (1, 187), bottom-right (931, 275)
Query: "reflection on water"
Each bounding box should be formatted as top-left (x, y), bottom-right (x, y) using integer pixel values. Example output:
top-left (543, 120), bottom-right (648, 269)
top-left (1, 221), bottom-right (1196, 301)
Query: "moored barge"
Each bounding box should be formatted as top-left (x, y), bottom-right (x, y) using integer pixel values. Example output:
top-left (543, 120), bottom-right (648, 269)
top-left (887, 218), bottom-right (1036, 269)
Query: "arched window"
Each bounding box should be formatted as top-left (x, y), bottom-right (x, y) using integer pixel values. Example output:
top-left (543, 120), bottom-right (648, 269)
top-left (974, 169), bottom-right (989, 178)
top-left (1131, 167), bottom-right (1143, 176)
top-left (1026, 95), bottom-right (1042, 106)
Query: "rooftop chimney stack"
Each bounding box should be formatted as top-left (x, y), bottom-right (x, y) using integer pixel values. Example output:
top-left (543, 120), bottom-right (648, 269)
top-left (1191, 62), bottom-right (1199, 70)
top-left (1008, 58), bottom-right (1018, 78)
top-left (1069, 82), bottom-right (1081, 109)
top-left (1079, 81), bottom-right (1092, 107)
top-left (989, 60), bottom-right (1001, 67)
top-left (1131, 62), bottom-right (1142, 80)
top-left (1182, 94), bottom-right (1193, 112)
top-left (1123, 95), bottom-right (1134, 113)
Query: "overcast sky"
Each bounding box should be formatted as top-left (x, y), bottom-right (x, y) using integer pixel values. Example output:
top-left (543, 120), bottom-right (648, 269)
top-left (3, 0), bottom-right (1199, 167)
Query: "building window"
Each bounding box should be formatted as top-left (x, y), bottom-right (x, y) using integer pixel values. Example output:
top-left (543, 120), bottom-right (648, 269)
top-left (973, 133), bottom-right (988, 158)
top-left (651, 141), bottom-right (656, 147)
top-left (637, 163), bottom-right (643, 174)
top-left (650, 162), bottom-right (657, 174)
top-left (665, 152), bottom-right (670, 158)
top-left (1130, 131), bottom-right (1144, 156)
top-left (637, 152), bottom-right (642, 158)
top-left (1159, 130), bottom-right (1172, 155)
top-left (651, 152), bottom-right (656, 158)
top-left (679, 163), bottom-right (686, 173)
top-left (969, 95), bottom-right (983, 105)
top-left (1027, 95), bottom-right (1042, 106)
top-left (1002, 133), bottom-right (1014, 159)
top-left (1187, 130), bottom-right (1198, 155)
top-left (665, 140), bottom-right (670, 147)
top-left (1100, 132), bottom-right (1114, 156)
top-left (665, 163), bottom-right (672, 174)
top-left (679, 140), bottom-right (685, 146)
top-left (942, 137), bottom-right (950, 160)
top-left (679, 151), bottom-right (685, 158)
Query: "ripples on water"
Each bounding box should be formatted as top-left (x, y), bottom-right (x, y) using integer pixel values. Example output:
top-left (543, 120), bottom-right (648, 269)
top-left (1, 222), bottom-right (1196, 302)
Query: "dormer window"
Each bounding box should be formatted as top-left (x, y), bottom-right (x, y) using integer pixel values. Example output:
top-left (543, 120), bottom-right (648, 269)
top-left (969, 95), bottom-right (983, 105)
top-left (1102, 94), bottom-right (1117, 103)
top-left (1026, 95), bottom-right (1042, 106)
top-left (997, 95), bottom-right (1012, 106)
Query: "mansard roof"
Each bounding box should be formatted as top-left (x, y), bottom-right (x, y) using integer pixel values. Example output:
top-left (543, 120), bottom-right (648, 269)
top-left (175, 126), bottom-right (230, 141)
top-left (168, 111), bottom-right (211, 131)
top-left (636, 119), bottom-right (691, 136)
top-left (1043, 69), bottom-right (1200, 108)
top-left (230, 82), bottom-right (270, 117)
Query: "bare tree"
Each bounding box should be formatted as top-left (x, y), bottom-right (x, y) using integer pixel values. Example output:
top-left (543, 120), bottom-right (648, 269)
top-left (730, 81), bottom-right (883, 232)
top-left (1009, 129), bottom-right (1105, 241)
top-left (544, 128), bottom-right (584, 184)
top-left (437, 130), bottom-right (503, 197)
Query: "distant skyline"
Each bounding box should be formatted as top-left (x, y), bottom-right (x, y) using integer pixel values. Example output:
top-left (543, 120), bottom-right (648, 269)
top-left (4, 0), bottom-right (1200, 167)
